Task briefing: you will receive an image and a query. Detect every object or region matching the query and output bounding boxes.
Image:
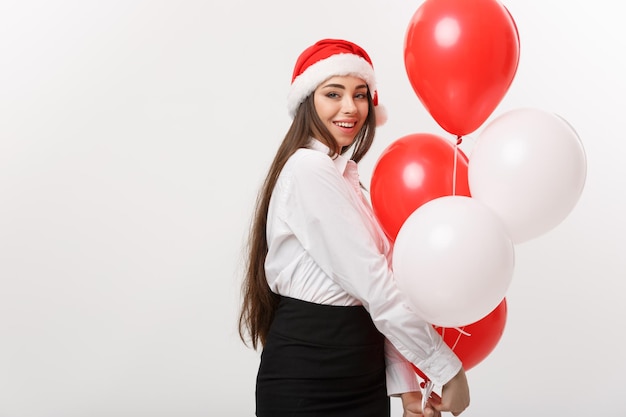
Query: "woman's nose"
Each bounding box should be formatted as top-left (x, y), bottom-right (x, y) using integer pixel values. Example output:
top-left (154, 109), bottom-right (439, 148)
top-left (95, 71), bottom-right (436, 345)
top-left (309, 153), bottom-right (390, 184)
top-left (342, 97), bottom-right (357, 114)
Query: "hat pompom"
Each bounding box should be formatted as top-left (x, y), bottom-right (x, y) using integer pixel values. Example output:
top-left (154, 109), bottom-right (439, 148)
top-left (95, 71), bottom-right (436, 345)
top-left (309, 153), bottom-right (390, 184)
top-left (375, 104), bottom-right (387, 126)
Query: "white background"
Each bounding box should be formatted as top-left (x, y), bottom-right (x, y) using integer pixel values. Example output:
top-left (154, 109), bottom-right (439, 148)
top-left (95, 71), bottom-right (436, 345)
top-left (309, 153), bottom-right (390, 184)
top-left (0, 0), bottom-right (623, 416)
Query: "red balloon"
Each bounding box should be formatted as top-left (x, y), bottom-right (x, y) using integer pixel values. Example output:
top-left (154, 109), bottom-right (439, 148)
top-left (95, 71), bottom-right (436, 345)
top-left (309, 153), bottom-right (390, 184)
top-left (413, 299), bottom-right (507, 379)
top-left (437, 298), bottom-right (508, 371)
top-left (404, 0), bottom-right (520, 136)
top-left (370, 133), bottom-right (470, 241)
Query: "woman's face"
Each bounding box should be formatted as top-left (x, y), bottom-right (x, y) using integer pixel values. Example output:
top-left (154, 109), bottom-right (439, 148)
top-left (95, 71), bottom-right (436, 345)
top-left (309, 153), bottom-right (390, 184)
top-left (313, 75), bottom-right (369, 149)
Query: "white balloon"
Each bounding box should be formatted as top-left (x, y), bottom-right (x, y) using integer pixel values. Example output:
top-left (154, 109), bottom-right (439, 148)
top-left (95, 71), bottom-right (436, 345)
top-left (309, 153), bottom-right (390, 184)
top-left (393, 195), bottom-right (515, 328)
top-left (468, 108), bottom-right (587, 243)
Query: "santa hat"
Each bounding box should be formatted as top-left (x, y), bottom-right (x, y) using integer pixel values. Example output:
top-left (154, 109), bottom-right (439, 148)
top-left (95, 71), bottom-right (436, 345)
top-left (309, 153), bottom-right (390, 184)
top-left (287, 38), bottom-right (387, 126)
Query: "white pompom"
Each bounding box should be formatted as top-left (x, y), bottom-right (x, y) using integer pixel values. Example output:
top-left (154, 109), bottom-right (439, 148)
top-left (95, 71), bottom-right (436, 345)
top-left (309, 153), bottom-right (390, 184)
top-left (375, 104), bottom-right (388, 126)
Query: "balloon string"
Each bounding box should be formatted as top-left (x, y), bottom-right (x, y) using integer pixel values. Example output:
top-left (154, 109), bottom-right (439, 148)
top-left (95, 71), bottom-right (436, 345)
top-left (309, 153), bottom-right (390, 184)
top-left (452, 136), bottom-right (462, 195)
top-left (420, 378), bottom-right (434, 413)
top-left (437, 326), bottom-right (471, 351)
top-left (453, 326), bottom-right (471, 337)
top-left (450, 326), bottom-right (468, 350)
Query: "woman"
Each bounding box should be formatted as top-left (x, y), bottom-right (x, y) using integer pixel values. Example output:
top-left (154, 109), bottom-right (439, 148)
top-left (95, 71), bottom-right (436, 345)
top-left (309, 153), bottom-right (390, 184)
top-left (239, 38), bottom-right (470, 417)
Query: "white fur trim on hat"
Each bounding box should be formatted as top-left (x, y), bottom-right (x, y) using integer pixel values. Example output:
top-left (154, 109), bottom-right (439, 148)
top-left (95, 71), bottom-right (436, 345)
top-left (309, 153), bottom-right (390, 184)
top-left (287, 53), bottom-right (377, 118)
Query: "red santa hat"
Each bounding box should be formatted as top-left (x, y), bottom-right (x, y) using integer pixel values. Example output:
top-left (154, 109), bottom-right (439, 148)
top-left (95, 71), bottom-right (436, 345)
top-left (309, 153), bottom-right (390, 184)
top-left (287, 38), bottom-right (387, 126)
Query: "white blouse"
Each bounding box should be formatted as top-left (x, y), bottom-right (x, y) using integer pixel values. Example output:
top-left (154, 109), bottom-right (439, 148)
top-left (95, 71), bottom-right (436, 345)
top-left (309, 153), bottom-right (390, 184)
top-left (264, 139), bottom-right (461, 393)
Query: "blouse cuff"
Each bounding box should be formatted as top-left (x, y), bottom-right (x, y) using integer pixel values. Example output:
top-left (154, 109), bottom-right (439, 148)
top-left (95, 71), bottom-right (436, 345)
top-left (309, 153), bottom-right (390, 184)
top-left (414, 345), bottom-right (463, 387)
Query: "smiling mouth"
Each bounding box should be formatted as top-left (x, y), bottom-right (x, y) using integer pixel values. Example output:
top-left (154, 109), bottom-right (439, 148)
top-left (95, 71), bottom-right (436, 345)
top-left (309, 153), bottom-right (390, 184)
top-left (334, 122), bottom-right (355, 128)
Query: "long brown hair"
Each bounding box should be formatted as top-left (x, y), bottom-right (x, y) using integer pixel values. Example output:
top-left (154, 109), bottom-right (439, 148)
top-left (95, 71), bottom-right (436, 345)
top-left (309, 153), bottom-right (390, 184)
top-left (238, 91), bottom-right (377, 349)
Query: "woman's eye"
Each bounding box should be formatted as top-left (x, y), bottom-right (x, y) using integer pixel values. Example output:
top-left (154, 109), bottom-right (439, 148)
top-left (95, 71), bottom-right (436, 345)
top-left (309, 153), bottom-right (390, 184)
top-left (326, 92), bottom-right (340, 98)
top-left (355, 93), bottom-right (367, 99)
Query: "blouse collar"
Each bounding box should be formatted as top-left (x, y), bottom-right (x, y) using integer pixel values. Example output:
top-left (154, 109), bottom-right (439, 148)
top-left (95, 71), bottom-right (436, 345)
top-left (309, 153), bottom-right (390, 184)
top-left (308, 138), bottom-right (349, 175)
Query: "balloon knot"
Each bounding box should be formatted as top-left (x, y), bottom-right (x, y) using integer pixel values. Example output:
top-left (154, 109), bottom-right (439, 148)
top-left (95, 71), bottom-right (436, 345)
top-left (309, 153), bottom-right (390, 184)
top-left (456, 135), bottom-right (463, 145)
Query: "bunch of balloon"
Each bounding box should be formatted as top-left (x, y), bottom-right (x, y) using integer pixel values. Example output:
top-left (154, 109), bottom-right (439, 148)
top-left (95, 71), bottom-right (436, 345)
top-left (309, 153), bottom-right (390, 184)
top-left (374, 0), bottom-right (588, 386)
top-left (370, 0), bottom-right (524, 379)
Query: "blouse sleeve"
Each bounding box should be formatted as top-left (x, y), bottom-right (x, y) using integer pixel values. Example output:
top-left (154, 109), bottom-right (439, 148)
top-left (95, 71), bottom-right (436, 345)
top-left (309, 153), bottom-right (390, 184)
top-left (281, 150), bottom-right (462, 387)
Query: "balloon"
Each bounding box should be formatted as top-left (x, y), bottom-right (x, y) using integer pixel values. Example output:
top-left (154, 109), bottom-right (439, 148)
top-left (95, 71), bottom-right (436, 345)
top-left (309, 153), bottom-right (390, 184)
top-left (435, 298), bottom-right (507, 371)
top-left (404, 0), bottom-right (520, 136)
top-left (393, 195), bottom-right (515, 328)
top-left (370, 133), bottom-right (470, 241)
top-left (468, 108), bottom-right (587, 243)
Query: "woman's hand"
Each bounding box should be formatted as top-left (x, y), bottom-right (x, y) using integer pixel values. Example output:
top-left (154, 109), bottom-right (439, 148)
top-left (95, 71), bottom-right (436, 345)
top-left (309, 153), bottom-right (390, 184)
top-left (401, 391), bottom-right (441, 417)
top-left (433, 368), bottom-right (470, 416)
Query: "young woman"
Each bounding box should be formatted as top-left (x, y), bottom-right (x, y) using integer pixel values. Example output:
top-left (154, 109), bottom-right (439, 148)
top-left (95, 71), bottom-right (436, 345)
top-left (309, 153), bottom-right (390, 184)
top-left (239, 38), bottom-right (470, 417)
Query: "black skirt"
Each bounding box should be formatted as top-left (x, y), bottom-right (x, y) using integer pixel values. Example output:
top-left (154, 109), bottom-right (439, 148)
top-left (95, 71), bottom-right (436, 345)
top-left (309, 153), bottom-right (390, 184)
top-left (256, 295), bottom-right (389, 417)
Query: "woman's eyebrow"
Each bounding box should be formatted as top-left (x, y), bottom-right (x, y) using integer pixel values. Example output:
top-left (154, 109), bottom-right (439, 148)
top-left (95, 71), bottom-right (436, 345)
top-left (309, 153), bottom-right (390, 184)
top-left (321, 83), bottom-right (368, 90)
